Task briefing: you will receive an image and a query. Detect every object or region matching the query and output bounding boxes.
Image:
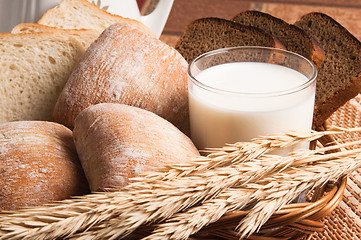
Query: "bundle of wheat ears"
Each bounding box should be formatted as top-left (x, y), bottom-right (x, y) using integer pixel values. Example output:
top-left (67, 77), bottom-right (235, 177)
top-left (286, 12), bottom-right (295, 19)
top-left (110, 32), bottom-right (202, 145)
top-left (1, 127), bottom-right (361, 240)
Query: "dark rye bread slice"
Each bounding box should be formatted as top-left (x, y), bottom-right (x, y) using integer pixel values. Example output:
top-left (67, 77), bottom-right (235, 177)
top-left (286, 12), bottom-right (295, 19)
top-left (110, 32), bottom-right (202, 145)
top-left (232, 10), bottom-right (325, 69)
top-left (175, 17), bottom-right (285, 63)
top-left (295, 12), bottom-right (361, 127)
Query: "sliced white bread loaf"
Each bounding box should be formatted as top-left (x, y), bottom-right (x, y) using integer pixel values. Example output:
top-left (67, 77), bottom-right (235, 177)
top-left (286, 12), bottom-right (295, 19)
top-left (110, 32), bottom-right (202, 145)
top-left (11, 23), bottom-right (99, 49)
top-left (38, 0), bottom-right (155, 37)
top-left (0, 32), bottom-right (85, 123)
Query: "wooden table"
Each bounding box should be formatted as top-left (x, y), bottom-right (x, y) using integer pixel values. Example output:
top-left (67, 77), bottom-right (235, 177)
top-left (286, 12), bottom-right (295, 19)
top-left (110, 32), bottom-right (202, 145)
top-left (140, 1), bottom-right (361, 239)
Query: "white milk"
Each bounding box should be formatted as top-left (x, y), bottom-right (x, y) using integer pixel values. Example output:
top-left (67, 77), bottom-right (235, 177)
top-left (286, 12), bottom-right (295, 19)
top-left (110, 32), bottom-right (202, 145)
top-left (189, 62), bottom-right (316, 151)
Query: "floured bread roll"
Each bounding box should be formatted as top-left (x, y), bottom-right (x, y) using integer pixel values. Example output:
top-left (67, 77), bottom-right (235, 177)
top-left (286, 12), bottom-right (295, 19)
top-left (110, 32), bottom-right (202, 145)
top-left (53, 21), bottom-right (189, 134)
top-left (73, 103), bottom-right (200, 192)
top-left (0, 121), bottom-right (89, 210)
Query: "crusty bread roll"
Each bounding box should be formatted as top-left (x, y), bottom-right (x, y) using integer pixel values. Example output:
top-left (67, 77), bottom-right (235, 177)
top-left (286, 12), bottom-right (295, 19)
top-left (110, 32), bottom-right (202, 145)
top-left (53, 21), bottom-right (189, 134)
top-left (0, 121), bottom-right (89, 210)
top-left (73, 103), bottom-right (200, 192)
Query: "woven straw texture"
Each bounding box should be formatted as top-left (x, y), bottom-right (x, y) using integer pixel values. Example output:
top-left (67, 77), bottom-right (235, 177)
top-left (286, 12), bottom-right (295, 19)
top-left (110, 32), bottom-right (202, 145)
top-left (311, 95), bottom-right (361, 240)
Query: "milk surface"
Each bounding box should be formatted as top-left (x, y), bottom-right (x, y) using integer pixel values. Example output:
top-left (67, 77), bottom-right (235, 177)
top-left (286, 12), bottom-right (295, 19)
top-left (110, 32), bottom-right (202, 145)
top-left (189, 62), bottom-right (316, 150)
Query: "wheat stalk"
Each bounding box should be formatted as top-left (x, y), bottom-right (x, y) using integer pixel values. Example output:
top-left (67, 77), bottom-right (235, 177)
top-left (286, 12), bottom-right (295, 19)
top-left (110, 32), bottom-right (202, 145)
top-left (134, 146), bottom-right (361, 240)
top-left (136, 127), bottom-right (355, 181)
top-left (0, 128), bottom-right (360, 240)
top-left (47, 140), bottom-right (361, 240)
top-left (0, 129), bottom-right (323, 239)
top-left (236, 158), bottom-right (355, 239)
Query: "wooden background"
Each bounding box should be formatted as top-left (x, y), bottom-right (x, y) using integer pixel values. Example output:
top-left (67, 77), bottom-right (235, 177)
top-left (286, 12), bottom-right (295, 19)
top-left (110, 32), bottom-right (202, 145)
top-left (137, 0), bottom-right (361, 47)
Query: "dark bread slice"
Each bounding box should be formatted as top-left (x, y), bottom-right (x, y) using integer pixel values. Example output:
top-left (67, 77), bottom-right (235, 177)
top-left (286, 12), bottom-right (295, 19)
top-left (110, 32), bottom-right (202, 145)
top-left (175, 17), bottom-right (285, 63)
top-left (295, 12), bottom-right (361, 127)
top-left (232, 10), bottom-right (325, 69)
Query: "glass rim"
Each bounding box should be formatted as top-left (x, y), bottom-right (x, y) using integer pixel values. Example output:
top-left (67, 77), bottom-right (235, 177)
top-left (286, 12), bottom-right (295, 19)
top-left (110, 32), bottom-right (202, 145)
top-left (187, 46), bottom-right (317, 97)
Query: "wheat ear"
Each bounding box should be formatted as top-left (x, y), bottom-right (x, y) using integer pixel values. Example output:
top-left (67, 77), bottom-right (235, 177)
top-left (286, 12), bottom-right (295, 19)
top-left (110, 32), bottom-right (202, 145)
top-left (59, 140), bottom-right (361, 240)
top-left (136, 127), bottom-right (355, 181)
top-left (137, 144), bottom-right (361, 240)
top-left (0, 128), bottom-right (359, 240)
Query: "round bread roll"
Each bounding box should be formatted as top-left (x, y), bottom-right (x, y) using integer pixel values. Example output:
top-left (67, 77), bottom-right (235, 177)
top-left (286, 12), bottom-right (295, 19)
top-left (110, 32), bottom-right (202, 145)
top-left (73, 103), bottom-right (200, 192)
top-left (0, 121), bottom-right (89, 210)
top-left (53, 21), bottom-right (189, 134)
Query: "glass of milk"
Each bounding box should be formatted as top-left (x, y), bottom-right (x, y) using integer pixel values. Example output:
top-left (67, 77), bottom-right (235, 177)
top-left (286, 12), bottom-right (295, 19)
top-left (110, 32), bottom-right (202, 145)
top-left (188, 46), bottom-right (317, 152)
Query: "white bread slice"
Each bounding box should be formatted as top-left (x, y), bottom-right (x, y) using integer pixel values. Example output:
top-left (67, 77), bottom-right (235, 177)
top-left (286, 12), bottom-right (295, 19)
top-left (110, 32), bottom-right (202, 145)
top-left (11, 23), bottom-right (99, 49)
top-left (38, 0), bottom-right (155, 37)
top-left (0, 32), bottom-right (85, 123)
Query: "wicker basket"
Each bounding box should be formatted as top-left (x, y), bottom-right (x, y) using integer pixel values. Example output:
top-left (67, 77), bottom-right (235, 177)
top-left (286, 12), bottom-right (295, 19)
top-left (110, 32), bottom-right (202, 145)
top-left (1, 100), bottom-right (360, 240)
top-left (188, 95), bottom-right (361, 240)
top-left (186, 133), bottom-right (346, 240)
top-left (134, 96), bottom-right (361, 240)
top-left (129, 128), bottom-right (348, 240)
top-left (312, 95), bottom-right (361, 240)
top-left (191, 177), bottom-right (347, 240)
top-left (130, 175), bottom-right (346, 240)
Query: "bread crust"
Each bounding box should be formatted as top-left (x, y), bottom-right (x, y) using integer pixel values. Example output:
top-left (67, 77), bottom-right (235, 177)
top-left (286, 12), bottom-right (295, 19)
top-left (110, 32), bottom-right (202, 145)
top-left (12, 23), bottom-right (91, 33)
top-left (232, 11), bottom-right (325, 69)
top-left (73, 103), bottom-right (200, 191)
top-left (53, 22), bottom-right (189, 134)
top-left (307, 32), bottom-right (326, 70)
top-left (316, 73), bottom-right (361, 127)
top-left (11, 23), bottom-right (100, 49)
top-left (0, 121), bottom-right (89, 210)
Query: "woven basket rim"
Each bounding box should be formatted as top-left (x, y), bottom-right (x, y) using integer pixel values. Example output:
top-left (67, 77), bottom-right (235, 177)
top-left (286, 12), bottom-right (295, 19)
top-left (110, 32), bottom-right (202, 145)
top-left (191, 177), bottom-right (346, 239)
top-left (224, 177), bottom-right (345, 221)
top-left (192, 132), bottom-right (347, 240)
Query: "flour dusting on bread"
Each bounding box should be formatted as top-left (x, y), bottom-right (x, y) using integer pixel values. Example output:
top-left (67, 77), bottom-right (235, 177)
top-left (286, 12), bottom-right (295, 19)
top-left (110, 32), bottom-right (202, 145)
top-left (54, 21), bottom-right (189, 134)
top-left (0, 121), bottom-right (89, 210)
top-left (73, 103), bottom-right (199, 191)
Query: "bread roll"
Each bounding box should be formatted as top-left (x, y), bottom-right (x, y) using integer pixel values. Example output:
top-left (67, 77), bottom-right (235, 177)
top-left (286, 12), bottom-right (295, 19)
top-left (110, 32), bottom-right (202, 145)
top-left (0, 121), bottom-right (89, 210)
top-left (73, 103), bottom-right (200, 192)
top-left (53, 21), bottom-right (189, 134)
